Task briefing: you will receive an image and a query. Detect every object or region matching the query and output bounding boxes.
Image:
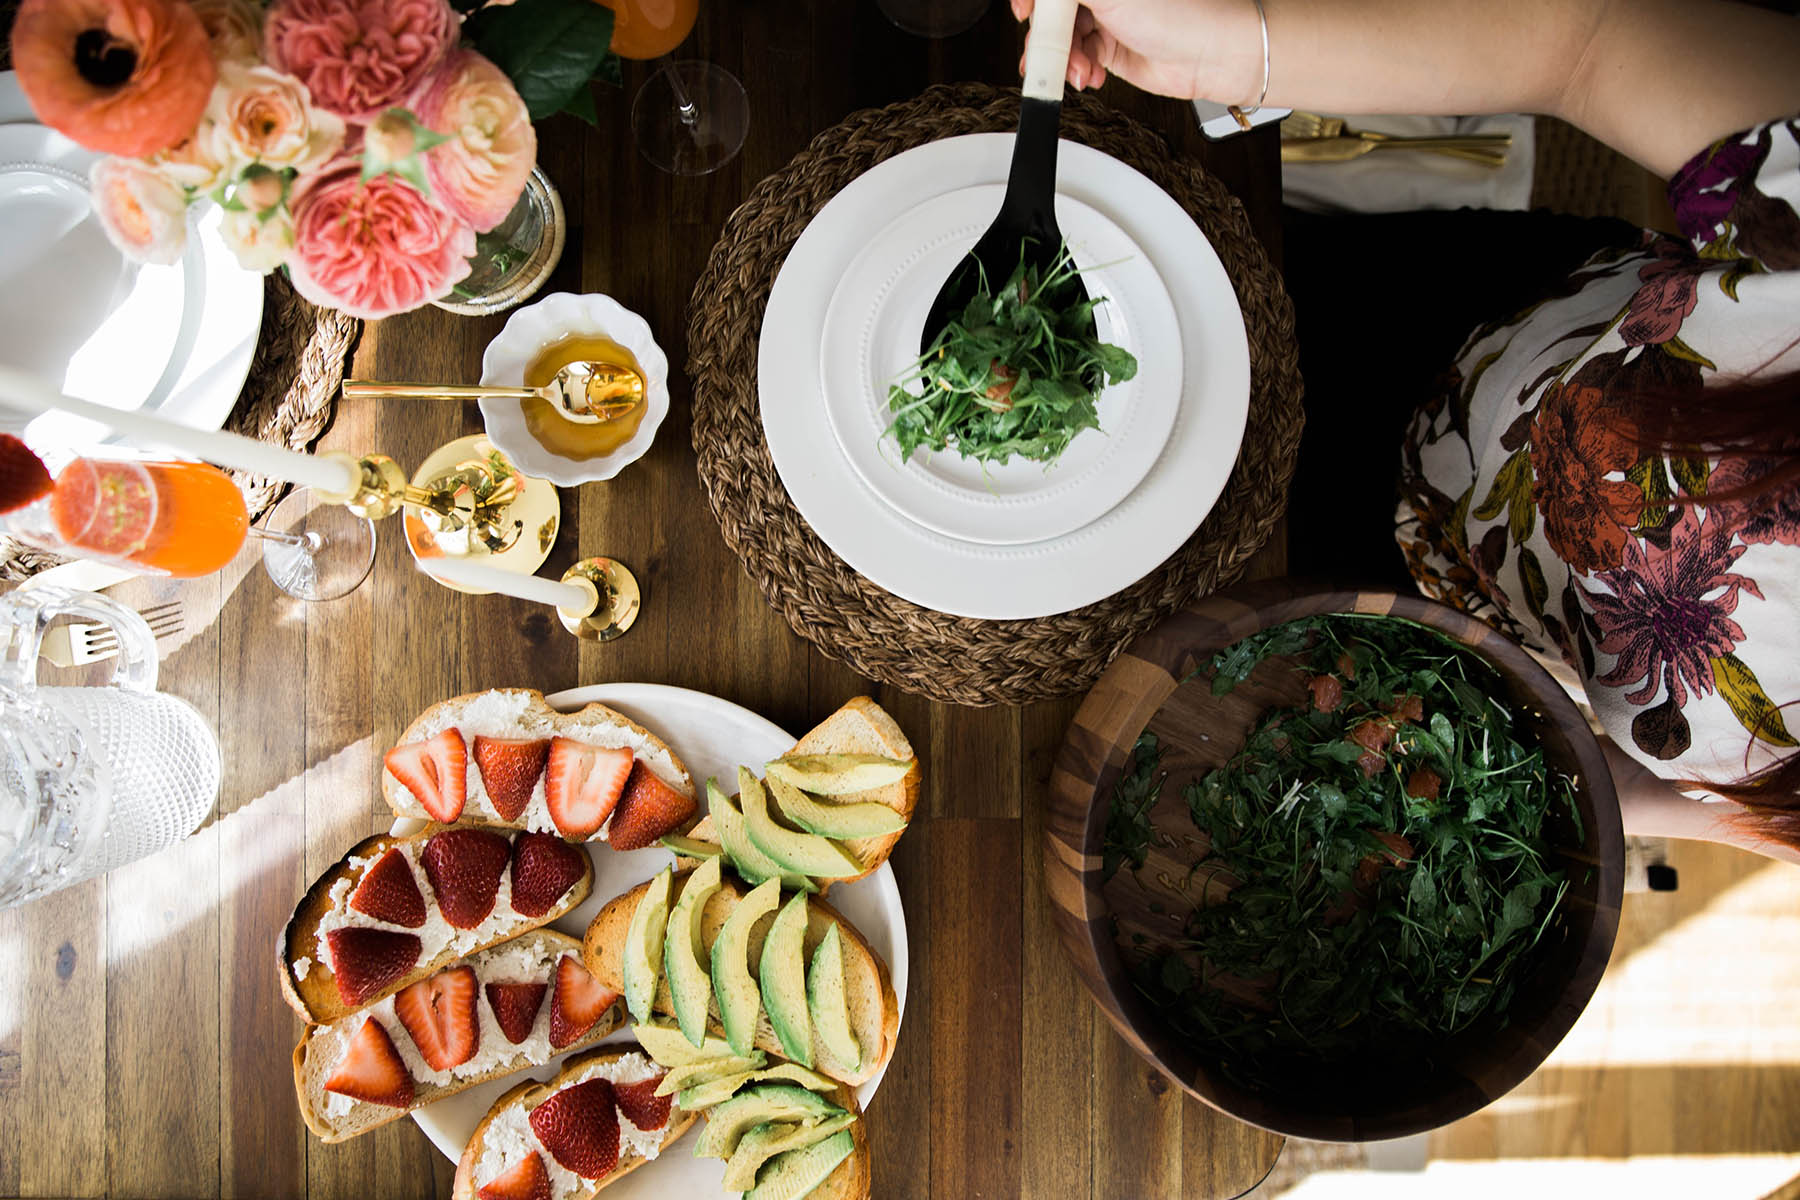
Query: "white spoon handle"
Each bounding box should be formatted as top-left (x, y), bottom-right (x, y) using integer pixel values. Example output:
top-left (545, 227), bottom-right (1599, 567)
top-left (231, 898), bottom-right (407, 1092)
top-left (1022, 0), bottom-right (1079, 102)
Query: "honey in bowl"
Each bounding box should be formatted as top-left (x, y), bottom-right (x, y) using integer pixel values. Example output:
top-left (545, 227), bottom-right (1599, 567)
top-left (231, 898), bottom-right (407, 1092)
top-left (520, 334), bottom-right (648, 460)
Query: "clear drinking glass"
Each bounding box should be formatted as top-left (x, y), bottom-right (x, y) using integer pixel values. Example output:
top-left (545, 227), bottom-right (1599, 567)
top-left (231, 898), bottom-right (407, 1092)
top-left (877, 0), bottom-right (990, 38)
top-left (610, 0), bottom-right (749, 175)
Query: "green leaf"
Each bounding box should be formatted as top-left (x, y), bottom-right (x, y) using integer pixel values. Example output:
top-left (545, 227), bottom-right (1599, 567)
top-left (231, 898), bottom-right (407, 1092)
top-left (1471, 449), bottom-right (1534, 544)
top-left (558, 81), bottom-right (599, 125)
top-left (1662, 335), bottom-right (1717, 371)
top-left (1670, 456), bottom-right (1709, 499)
top-left (1719, 258), bottom-right (1760, 301)
top-left (1628, 455), bottom-right (1674, 532)
top-left (1711, 653), bottom-right (1800, 747)
top-left (464, 0), bottom-right (618, 122)
top-left (1518, 547), bottom-right (1549, 625)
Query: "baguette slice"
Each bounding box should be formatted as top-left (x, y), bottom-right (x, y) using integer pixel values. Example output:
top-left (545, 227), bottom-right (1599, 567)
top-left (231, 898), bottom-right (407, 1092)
top-left (281, 825), bottom-right (593, 1024)
top-left (582, 872), bottom-right (899, 1087)
top-left (452, 1047), bottom-right (700, 1200)
top-left (294, 930), bottom-right (621, 1143)
top-left (384, 689), bottom-right (697, 840)
top-left (684, 696), bottom-right (919, 890)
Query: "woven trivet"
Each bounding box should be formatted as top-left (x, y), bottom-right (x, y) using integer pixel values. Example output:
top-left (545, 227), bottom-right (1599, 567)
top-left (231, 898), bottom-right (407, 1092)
top-left (0, 273), bottom-right (361, 580)
top-left (689, 83), bottom-right (1303, 706)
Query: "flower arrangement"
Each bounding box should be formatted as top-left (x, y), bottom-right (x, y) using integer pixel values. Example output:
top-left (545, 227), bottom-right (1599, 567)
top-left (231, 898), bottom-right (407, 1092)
top-left (10, 0), bottom-right (621, 318)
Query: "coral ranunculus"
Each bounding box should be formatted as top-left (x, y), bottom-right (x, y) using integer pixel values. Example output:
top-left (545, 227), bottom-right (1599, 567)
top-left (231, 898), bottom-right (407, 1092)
top-left (264, 0), bottom-right (458, 123)
top-left (205, 61), bottom-right (345, 175)
top-left (286, 160), bottom-right (474, 319)
top-left (416, 50), bottom-right (537, 233)
top-left (10, 0), bottom-right (215, 156)
top-left (89, 156), bottom-right (188, 264)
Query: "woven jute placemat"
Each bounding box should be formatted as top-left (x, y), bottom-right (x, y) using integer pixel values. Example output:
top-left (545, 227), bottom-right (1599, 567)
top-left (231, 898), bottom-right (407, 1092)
top-left (0, 274), bottom-right (361, 580)
top-left (689, 83), bottom-right (1302, 706)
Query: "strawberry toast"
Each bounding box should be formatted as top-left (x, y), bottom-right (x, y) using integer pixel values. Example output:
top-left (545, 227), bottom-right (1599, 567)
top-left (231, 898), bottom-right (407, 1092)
top-left (295, 930), bottom-right (623, 1142)
top-left (282, 825), bottom-right (595, 1023)
top-left (383, 689), bottom-right (700, 849)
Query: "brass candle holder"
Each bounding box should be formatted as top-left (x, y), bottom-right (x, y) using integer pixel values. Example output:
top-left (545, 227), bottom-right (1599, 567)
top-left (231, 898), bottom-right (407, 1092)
top-left (557, 557), bottom-right (641, 642)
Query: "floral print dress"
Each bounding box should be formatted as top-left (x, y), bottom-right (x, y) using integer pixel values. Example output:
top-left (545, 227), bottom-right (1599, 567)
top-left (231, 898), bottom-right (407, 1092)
top-left (1398, 116), bottom-right (1800, 790)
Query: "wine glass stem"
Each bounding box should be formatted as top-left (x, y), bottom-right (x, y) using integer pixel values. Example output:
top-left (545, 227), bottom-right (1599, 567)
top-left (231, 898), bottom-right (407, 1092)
top-left (250, 526), bottom-right (321, 552)
top-left (660, 56), bottom-right (700, 127)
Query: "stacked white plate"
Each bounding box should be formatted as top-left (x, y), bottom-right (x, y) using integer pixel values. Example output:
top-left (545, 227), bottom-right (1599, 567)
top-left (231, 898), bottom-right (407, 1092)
top-left (0, 72), bottom-right (262, 455)
top-left (759, 133), bottom-right (1250, 620)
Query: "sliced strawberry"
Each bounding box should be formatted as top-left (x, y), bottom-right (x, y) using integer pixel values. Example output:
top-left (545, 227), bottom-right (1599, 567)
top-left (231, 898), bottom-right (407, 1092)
top-left (384, 728), bottom-right (468, 823)
top-left (348, 848), bottom-right (427, 929)
top-left (325, 927), bottom-right (421, 1007)
top-left (393, 965), bottom-right (479, 1072)
top-left (528, 1078), bottom-right (619, 1179)
top-left (606, 763), bottom-right (698, 852)
top-left (421, 828), bottom-right (511, 929)
top-left (0, 435), bottom-right (53, 515)
top-left (474, 736), bottom-right (550, 822)
top-left (543, 739), bottom-right (633, 838)
top-left (548, 954), bottom-right (618, 1049)
top-left (613, 1076), bottom-right (672, 1131)
top-left (478, 1151), bottom-right (551, 1200)
top-left (485, 980), bottom-right (548, 1045)
top-left (509, 832), bottom-right (588, 918)
top-left (324, 1017), bottom-right (415, 1108)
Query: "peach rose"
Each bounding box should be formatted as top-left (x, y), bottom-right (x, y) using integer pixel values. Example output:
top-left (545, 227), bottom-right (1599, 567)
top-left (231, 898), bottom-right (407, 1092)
top-left (264, 0), bottom-right (458, 123)
top-left (89, 156), bottom-right (189, 263)
top-left (187, 0), bottom-right (262, 63)
top-left (10, 0), bottom-right (215, 156)
top-left (219, 206), bottom-right (295, 273)
top-left (204, 61), bottom-right (345, 175)
top-left (285, 158), bottom-right (474, 318)
top-left (151, 124), bottom-right (231, 193)
top-left (416, 50), bottom-right (536, 233)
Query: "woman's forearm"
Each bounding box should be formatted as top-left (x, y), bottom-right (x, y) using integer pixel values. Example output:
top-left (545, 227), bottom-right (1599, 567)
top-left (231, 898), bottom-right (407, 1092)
top-left (1602, 736), bottom-right (1800, 866)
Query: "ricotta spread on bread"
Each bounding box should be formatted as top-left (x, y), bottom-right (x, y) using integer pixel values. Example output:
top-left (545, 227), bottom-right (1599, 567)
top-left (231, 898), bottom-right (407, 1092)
top-left (394, 690), bottom-right (688, 835)
top-left (311, 843), bottom-right (529, 975)
top-left (474, 1052), bottom-right (670, 1197)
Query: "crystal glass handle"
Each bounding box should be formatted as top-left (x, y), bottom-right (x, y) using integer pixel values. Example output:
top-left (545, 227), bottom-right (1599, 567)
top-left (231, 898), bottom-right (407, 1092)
top-left (0, 586), bottom-right (159, 695)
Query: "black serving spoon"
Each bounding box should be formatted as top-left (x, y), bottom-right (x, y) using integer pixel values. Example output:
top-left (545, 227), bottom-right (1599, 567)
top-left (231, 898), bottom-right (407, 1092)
top-left (919, 0), bottom-right (1085, 355)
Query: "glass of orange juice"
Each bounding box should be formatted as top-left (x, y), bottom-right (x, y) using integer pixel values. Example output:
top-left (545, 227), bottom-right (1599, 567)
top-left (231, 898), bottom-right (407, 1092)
top-left (603, 0), bottom-right (748, 176)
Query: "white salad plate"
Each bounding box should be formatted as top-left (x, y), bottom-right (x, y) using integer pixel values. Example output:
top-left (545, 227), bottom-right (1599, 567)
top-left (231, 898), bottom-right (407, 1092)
top-left (402, 683), bottom-right (910, 1195)
top-left (760, 133), bottom-right (1250, 620)
top-left (818, 182), bottom-right (1183, 547)
top-left (0, 72), bottom-right (262, 454)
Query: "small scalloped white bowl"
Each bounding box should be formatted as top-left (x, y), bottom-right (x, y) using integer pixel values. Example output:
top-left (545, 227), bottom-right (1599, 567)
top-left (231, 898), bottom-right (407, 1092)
top-left (479, 292), bottom-right (671, 486)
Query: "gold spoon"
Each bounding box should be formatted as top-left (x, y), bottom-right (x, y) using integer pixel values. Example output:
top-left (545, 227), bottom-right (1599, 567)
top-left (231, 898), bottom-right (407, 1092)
top-left (342, 360), bottom-right (644, 424)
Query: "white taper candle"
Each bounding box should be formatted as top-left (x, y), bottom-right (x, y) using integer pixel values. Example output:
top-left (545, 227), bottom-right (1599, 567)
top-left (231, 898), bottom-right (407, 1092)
top-left (0, 366), bottom-right (358, 496)
top-left (420, 555), bottom-right (597, 613)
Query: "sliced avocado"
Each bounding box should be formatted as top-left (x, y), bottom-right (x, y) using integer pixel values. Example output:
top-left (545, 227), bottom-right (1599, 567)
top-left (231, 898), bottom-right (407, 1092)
top-left (721, 1115), bottom-right (858, 1191)
top-left (654, 1052), bottom-right (766, 1096)
top-left (633, 1020), bottom-right (738, 1066)
top-left (676, 1068), bottom-right (761, 1111)
top-left (711, 876), bottom-right (782, 1057)
top-left (664, 857), bottom-right (723, 1046)
top-left (692, 1085), bottom-right (842, 1160)
top-left (746, 1062), bottom-right (838, 1092)
top-left (766, 753), bottom-right (911, 795)
top-left (766, 774), bottom-right (907, 839)
top-left (807, 923), bottom-right (861, 1074)
top-left (744, 1129), bottom-right (857, 1200)
top-left (760, 891), bottom-right (813, 1068)
top-left (660, 833), bottom-right (724, 860)
top-left (711, 778), bottom-right (816, 893)
top-left (622, 867), bottom-right (673, 1024)
top-left (741, 773), bottom-right (864, 879)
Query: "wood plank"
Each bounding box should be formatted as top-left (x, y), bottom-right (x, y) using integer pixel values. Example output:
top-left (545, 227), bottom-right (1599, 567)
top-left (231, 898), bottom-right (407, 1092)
top-left (930, 704), bottom-right (1023, 820)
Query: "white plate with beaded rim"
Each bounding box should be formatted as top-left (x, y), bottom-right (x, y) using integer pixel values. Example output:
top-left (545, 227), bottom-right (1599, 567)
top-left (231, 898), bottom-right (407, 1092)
top-left (0, 73), bottom-right (263, 456)
top-left (819, 182), bottom-right (1182, 546)
top-left (404, 683), bottom-right (909, 1196)
top-left (759, 133), bottom-right (1250, 619)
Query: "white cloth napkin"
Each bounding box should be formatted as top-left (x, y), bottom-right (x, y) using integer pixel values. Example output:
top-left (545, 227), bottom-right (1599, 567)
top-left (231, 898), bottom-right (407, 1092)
top-left (1276, 113), bottom-right (1536, 214)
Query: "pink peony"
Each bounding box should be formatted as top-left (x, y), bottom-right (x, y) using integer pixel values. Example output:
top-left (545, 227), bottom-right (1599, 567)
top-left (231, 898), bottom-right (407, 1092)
top-left (204, 61), bottom-right (344, 175)
top-left (415, 50), bottom-right (536, 233)
top-left (264, 0), bottom-right (457, 123)
top-left (286, 158), bottom-right (474, 318)
top-left (89, 155), bottom-right (188, 263)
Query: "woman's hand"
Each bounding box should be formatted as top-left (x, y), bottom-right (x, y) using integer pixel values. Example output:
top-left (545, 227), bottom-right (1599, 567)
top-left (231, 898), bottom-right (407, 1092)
top-left (1603, 735), bottom-right (1800, 866)
top-left (1009, 0), bottom-right (1266, 104)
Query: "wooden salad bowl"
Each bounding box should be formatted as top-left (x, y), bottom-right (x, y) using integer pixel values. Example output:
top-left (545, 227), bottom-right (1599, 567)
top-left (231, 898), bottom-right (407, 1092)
top-left (1044, 580), bottom-right (1625, 1141)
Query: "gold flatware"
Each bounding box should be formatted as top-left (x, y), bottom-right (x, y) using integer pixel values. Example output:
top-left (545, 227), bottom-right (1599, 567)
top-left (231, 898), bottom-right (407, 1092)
top-left (1281, 110), bottom-right (1510, 167)
top-left (1281, 135), bottom-right (1509, 166)
top-left (342, 359), bottom-right (644, 424)
top-left (38, 601), bottom-right (183, 668)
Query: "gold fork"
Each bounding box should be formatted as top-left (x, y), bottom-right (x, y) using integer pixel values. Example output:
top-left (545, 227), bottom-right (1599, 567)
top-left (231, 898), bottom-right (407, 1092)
top-left (1281, 110), bottom-right (1510, 166)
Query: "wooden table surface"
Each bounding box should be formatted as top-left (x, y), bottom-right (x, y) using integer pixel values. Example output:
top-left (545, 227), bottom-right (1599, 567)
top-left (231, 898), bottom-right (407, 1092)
top-left (0, 4), bottom-right (1289, 1196)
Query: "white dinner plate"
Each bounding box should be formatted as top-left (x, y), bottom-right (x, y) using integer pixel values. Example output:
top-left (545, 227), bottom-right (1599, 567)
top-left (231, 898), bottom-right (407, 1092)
top-left (404, 683), bottom-right (911, 1194)
top-left (759, 133), bottom-right (1250, 619)
top-left (820, 183), bottom-right (1183, 546)
top-left (0, 72), bottom-right (263, 456)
